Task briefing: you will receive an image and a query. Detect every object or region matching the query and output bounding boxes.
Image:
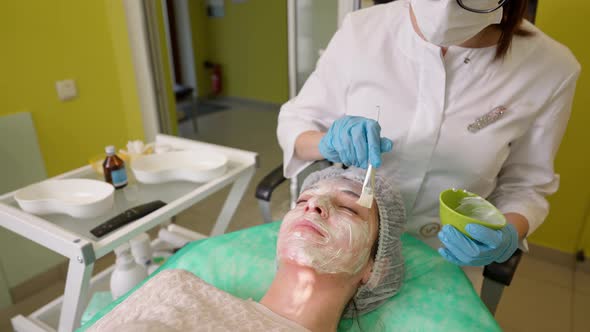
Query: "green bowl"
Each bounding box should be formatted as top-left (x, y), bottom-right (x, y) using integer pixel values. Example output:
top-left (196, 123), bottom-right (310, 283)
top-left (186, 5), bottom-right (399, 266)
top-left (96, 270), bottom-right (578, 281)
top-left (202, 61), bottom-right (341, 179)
top-left (439, 188), bottom-right (506, 238)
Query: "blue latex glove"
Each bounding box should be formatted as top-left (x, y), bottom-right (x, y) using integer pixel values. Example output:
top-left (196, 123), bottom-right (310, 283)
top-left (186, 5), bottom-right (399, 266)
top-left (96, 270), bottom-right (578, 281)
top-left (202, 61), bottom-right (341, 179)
top-left (319, 116), bottom-right (393, 169)
top-left (437, 223), bottom-right (519, 266)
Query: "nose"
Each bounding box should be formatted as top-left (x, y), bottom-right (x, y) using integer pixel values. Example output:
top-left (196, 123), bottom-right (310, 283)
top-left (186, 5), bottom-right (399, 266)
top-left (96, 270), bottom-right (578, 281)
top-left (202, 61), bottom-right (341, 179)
top-left (304, 196), bottom-right (329, 219)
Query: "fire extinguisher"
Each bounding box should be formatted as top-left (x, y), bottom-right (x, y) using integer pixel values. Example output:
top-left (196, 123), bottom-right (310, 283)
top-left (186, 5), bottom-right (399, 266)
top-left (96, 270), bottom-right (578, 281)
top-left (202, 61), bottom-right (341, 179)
top-left (205, 61), bottom-right (222, 96)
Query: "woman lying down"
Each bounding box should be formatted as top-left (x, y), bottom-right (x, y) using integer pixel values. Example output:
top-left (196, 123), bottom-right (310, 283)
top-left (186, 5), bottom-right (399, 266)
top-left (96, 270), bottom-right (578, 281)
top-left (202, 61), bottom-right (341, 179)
top-left (88, 167), bottom-right (406, 332)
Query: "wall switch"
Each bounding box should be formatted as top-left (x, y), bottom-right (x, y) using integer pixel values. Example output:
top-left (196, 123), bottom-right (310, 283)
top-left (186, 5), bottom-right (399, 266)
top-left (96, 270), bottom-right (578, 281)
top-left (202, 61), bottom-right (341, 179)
top-left (56, 79), bottom-right (78, 101)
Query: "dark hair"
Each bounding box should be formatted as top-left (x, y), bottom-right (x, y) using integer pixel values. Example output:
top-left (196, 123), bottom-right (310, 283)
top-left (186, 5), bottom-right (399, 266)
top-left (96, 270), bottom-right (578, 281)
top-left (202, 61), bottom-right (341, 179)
top-left (370, 217), bottom-right (380, 260)
top-left (496, 0), bottom-right (533, 59)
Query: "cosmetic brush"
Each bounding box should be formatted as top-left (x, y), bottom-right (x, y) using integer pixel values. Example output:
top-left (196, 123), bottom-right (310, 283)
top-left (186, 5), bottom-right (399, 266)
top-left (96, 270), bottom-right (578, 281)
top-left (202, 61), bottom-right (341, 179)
top-left (356, 106), bottom-right (381, 208)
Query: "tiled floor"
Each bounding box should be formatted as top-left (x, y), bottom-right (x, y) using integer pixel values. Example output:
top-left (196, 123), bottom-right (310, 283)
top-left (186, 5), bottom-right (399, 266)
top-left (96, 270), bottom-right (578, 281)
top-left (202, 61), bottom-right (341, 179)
top-left (495, 260), bottom-right (590, 332)
top-left (1, 104), bottom-right (589, 331)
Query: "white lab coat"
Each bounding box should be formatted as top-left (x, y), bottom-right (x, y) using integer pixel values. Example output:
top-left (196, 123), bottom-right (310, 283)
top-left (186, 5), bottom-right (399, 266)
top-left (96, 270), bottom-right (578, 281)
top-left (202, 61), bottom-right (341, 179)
top-left (277, 0), bottom-right (581, 248)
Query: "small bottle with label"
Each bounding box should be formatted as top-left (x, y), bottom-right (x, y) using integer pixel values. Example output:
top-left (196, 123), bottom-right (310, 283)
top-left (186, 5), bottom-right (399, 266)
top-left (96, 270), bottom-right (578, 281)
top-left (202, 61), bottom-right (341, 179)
top-left (103, 145), bottom-right (128, 189)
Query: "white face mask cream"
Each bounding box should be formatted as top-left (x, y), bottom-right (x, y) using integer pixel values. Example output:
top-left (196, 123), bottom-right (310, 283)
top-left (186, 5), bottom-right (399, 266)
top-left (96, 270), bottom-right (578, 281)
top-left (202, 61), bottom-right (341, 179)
top-left (277, 178), bottom-right (376, 275)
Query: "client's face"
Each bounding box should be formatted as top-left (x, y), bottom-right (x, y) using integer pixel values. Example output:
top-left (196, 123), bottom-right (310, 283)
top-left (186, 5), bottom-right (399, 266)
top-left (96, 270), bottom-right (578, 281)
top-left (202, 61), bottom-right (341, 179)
top-left (277, 177), bottom-right (378, 275)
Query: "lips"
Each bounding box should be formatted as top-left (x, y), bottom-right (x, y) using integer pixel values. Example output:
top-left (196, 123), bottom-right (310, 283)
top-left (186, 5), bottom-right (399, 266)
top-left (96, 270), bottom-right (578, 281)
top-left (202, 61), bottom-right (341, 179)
top-left (292, 219), bottom-right (326, 238)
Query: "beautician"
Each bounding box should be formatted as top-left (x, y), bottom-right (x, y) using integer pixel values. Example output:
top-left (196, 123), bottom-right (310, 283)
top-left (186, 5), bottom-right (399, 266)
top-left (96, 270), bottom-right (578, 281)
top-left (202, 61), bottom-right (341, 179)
top-left (277, 0), bottom-right (581, 289)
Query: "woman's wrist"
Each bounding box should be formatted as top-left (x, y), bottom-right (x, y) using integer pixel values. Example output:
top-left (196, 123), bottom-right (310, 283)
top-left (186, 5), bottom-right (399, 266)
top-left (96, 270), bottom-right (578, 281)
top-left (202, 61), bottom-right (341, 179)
top-left (294, 131), bottom-right (326, 161)
top-left (504, 213), bottom-right (530, 240)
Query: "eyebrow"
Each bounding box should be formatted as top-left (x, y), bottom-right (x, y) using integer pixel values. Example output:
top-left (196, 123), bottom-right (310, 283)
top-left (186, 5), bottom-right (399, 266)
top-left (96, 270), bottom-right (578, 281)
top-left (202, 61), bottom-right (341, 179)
top-left (303, 185), bottom-right (360, 199)
top-left (340, 189), bottom-right (360, 199)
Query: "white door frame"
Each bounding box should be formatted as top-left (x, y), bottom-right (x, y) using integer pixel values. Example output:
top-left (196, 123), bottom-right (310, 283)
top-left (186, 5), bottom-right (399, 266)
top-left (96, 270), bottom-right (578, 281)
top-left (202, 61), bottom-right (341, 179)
top-left (173, 0), bottom-right (198, 95)
top-left (287, 0), bottom-right (298, 99)
top-left (123, 0), bottom-right (174, 142)
top-left (123, 0), bottom-right (160, 142)
top-left (287, 0), bottom-right (360, 99)
top-left (161, 0), bottom-right (198, 96)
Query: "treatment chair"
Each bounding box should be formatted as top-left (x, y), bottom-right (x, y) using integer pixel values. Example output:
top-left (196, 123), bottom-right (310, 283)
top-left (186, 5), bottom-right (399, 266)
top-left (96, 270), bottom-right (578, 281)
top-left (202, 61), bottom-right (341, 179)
top-left (80, 222), bottom-right (503, 331)
top-left (79, 164), bottom-right (514, 331)
top-left (256, 162), bottom-right (523, 315)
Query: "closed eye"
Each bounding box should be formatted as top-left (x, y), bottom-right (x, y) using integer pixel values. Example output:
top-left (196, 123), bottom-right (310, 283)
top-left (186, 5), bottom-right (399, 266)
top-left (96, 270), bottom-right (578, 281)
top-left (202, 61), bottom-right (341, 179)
top-left (296, 199), bottom-right (307, 205)
top-left (340, 205), bottom-right (358, 215)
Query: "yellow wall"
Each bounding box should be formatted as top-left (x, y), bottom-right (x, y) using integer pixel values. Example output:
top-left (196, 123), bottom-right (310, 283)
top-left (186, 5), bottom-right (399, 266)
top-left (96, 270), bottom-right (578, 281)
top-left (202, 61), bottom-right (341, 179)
top-left (528, 1), bottom-right (590, 253)
top-left (0, 1), bottom-right (145, 291)
top-left (0, 1), bottom-right (144, 177)
top-left (581, 212), bottom-right (590, 254)
top-left (189, 0), bottom-right (288, 103)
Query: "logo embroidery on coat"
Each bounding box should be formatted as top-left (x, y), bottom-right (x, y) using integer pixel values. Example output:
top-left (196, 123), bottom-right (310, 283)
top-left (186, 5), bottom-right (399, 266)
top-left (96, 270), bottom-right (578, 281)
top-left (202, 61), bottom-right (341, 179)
top-left (467, 106), bottom-right (507, 133)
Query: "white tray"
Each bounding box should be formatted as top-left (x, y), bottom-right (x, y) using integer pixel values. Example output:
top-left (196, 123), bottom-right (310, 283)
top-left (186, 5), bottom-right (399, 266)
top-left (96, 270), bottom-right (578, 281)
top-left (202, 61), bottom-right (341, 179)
top-left (14, 179), bottom-right (114, 219)
top-left (131, 150), bottom-right (228, 184)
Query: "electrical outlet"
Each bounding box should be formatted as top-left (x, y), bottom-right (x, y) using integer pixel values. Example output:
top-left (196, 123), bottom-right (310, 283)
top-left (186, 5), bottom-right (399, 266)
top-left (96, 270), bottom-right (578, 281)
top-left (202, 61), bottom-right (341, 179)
top-left (56, 79), bottom-right (78, 101)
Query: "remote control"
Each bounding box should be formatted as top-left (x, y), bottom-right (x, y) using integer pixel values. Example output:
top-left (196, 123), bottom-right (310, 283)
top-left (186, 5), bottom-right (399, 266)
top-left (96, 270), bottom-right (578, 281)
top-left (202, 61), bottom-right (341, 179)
top-left (90, 200), bottom-right (166, 238)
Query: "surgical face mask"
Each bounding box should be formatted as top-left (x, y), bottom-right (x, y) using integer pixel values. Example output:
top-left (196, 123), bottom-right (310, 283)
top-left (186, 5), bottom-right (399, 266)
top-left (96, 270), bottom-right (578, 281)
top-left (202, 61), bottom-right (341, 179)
top-left (276, 178), bottom-right (376, 275)
top-left (410, 0), bottom-right (503, 47)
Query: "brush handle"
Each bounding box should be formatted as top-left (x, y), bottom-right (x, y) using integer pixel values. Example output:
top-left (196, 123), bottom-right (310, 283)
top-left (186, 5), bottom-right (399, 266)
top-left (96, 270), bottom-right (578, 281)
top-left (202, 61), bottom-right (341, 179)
top-left (362, 165), bottom-right (372, 187)
top-left (362, 165), bottom-right (375, 191)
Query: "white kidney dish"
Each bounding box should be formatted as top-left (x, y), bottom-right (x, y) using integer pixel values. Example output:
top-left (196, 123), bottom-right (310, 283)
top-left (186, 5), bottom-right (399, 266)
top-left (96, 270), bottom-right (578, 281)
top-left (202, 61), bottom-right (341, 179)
top-left (14, 179), bottom-right (115, 218)
top-left (131, 150), bottom-right (228, 184)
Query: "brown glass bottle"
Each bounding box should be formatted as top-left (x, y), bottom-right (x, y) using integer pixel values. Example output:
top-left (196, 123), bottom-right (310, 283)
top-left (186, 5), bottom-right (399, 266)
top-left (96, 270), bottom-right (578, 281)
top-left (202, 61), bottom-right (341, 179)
top-left (103, 145), bottom-right (128, 189)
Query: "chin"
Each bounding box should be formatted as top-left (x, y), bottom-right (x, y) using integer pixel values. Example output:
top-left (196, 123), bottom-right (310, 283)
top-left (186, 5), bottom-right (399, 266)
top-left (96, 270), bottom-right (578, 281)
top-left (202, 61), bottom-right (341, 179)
top-left (277, 248), bottom-right (312, 268)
